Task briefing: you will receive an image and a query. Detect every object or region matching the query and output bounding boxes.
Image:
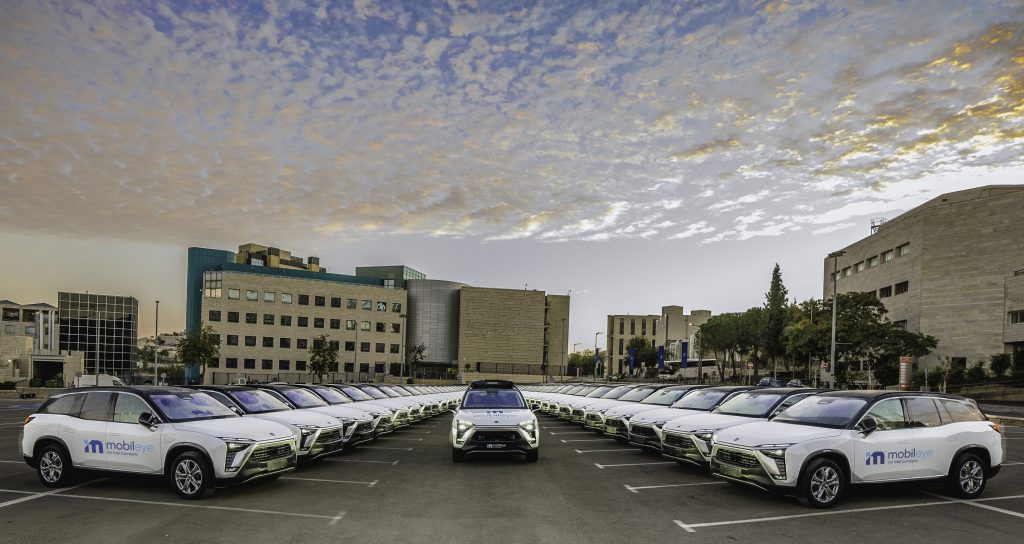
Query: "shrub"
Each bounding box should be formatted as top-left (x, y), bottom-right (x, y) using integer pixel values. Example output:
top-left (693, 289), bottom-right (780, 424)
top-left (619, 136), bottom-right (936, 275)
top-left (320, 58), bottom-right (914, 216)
top-left (964, 360), bottom-right (988, 384)
top-left (0, 381), bottom-right (16, 390)
top-left (990, 353), bottom-right (1012, 378)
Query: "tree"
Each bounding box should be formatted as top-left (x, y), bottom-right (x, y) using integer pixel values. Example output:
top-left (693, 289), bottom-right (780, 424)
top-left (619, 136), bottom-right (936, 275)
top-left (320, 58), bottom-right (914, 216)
top-left (763, 264), bottom-right (790, 371)
top-left (990, 353), bottom-right (1012, 378)
top-left (624, 337), bottom-right (658, 375)
top-left (964, 360), bottom-right (988, 384)
top-left (308, 334), bottom-right (338, 384)
top-left (568, 349), bottom-right (604, 376)
top-left (406, 343), bottom-right (426, 379)
top-left (137, 344), bottom-right (155, 371)
top-left (176, 322), bottom-right (220, 385)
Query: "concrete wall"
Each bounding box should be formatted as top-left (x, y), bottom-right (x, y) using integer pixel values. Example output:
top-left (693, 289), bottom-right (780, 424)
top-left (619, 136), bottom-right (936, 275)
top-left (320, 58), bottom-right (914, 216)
top-left (457, 287), bottom-right (546, 368)
top-left (545, 295), bottom-right (571, 370)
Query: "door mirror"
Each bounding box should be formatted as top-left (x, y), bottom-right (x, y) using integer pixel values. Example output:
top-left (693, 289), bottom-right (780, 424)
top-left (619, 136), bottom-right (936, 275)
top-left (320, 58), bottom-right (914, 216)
top-left (857, 416), bottom-right (878, 435)
top-left (531, 407), bottom-right (540, 412)
top-left (138, 412), bottom-right (160, 428)
top-left (230, 406), bottom-right (243, 415)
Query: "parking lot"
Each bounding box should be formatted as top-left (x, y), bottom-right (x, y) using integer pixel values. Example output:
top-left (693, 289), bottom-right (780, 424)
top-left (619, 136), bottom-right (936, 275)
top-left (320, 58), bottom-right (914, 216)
top-left (2, 398), bottom-right (1024, 543)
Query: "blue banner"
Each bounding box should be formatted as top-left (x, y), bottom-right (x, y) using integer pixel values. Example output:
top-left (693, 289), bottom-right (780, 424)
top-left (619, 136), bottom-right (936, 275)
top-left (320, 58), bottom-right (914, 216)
top-left (628, 348), bottom-right (636, 373)
top-left (658, 345), bottom-right (665, 369)
top-left (680, 341), bottom-right (689, 369)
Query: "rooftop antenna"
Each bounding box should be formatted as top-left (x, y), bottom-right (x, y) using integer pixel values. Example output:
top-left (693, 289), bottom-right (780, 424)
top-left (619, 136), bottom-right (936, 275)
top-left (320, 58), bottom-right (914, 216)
top-left (870, 217), bottom-right (888, 234)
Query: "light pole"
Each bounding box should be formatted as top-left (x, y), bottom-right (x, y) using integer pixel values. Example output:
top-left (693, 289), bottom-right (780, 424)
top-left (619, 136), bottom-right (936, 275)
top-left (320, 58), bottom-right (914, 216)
top-left (399, 314), bottom-right (407, 382)
top-left (560, 318), bottom-right (567, 376)
top-left (154, 300), bottom-right (159, 385)
top-left (572, 342), bottom-right (581, 353)
top-left (594, 331), bottom-right (603, 379)
top-left (828, 250), bottom-right (846, 388)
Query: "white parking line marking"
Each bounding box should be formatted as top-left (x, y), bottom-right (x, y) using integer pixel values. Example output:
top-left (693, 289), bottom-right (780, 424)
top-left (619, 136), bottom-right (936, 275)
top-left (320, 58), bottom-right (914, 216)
top-left (550, 431), bottom-right (597, 436)
top-left (921, 491), bottom-right (1024, 521)
top-left (626, 481), bottom-right (725, 493)
top-left (595, 462), bottom-right (674, 469)
top-left (281, 477), bottom-right (378, 487)
top-left (329, 511), bottom-right (346, 526)
top-left (377, 437), bottom-right (423, 442)
top-left (0, 422), bottom-right (25, 426)
top-left (561, 439), bottom-right (608, 443)
top-left (1001, 462), bottom-right (1024, 466)
top-left (360, 446), bottom-right (414, 451)
top-left (398, 431), bottom-right (432, 434)
top-left (324, 459), bottom-right (400, 465)
top-left (0, 479), bottom-right (102, 509)
top-left (574, 448), bottom-right (638, 454)
top-left (0, 460), bottom-right (25, 464)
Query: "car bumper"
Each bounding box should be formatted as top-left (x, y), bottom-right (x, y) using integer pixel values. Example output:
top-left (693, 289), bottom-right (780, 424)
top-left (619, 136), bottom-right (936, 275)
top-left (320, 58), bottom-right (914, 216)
top-left (453, 427), bottom-right (539, 454)
top-left (627, 428), bottom-right (663, 451)
top-left (661, 434), bottom-right (711, 467)
top-left (709, 446), bottom-right (793, 492)
top-left (219, 441), bottom-right (297, 485)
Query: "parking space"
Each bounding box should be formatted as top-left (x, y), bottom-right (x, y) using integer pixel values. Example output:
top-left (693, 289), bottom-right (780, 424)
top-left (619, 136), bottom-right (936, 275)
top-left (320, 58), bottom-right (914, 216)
top-left (3, 402), bottom-right (1024, 543)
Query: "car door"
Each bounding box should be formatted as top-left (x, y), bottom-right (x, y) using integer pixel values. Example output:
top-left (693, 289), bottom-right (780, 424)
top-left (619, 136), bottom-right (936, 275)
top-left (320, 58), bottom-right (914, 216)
top-left (853, 398), bottom-right (917, 482)
top-left (905, 397), bottom-right (953, 477)
top-left (105, 393), bottom-right (163, 473)
top-left (65, 392), bottom-right (113, 469)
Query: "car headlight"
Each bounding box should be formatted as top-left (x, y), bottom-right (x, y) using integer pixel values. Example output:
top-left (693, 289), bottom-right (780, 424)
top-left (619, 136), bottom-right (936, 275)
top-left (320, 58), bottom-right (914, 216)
top-left (297, 426), bottom-right (318, 449)
top-left (518, 420), bottom-right (536, 432)
top-left (455, 420), bottom-right (474, 440)
top-left (758, 444), bottom-right (792, 479)
top-left (219, 438), bottom-right (254, 471)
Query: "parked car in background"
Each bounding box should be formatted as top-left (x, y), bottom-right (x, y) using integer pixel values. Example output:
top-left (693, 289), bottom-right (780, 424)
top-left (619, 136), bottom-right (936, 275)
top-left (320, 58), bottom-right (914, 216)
top-left (451, 380), bottom-right (539, 463)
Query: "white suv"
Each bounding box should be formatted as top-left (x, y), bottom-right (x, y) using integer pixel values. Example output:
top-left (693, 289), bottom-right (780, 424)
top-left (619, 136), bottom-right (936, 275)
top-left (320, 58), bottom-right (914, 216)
top-left (710, 391), bottom-right (1005, 508)
top-left (20, 386), bottom-right (299, 499)
top-left (451, 381), bottom-right (539, 462)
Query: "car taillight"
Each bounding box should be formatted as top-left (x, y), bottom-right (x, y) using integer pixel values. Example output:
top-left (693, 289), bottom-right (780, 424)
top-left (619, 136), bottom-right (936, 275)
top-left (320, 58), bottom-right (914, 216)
top-left (989, 422), bottom-right (1002, 434)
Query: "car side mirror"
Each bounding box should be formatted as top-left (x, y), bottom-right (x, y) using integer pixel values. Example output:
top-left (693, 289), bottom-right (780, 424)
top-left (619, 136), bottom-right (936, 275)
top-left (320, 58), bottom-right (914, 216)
top-left (531, 407), bottom-right (540, 412)
top-left (857, 416), bottom-right (878, 435)
top-left (138, 412), bottom-right (159, 428)
top-left (449, 407), bottom-right (458, 414)
top-left (230, 406), bottom-right (243, 415)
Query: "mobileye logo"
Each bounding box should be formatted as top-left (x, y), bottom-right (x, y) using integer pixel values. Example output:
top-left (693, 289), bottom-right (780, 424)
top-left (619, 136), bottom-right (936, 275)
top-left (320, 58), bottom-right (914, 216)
top-left (83, 439), bottom-right (154, 456)
top-left (84, 439), bottom-right (104, 454)
top-left (865, 448), bottom-right (934, 465)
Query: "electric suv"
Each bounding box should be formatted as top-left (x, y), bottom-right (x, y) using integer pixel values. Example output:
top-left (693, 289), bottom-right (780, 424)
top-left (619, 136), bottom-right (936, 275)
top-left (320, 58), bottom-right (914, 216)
top-left (451, 380), bottom-right (539, 462)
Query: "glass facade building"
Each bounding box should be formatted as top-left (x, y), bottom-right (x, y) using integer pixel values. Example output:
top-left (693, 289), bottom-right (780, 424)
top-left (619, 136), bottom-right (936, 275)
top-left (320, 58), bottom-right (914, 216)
top-left (58, 292), bottom-right (138, 376)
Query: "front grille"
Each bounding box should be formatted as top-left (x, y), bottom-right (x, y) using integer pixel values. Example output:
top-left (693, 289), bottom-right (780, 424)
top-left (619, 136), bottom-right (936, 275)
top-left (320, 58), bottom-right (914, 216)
top-left (354, 421), bottom-right (373, 435)
top-left (605, 418), bottom-right (622, 428)
top-left (664, 434), bottom-right (695, 449)
top-left (571, 409), bottom-right (584, 417)
top-left (715, 448), bottom-right (759, 468)
top-left (630, 425), bottom-right (657, 437)
top-left (474, 431), bottom-right (520, 442)
top-left (249, 442), bottom-right (293, 463)
top-left (317, 428), bottom-right (343, 444)
top-left (585, 413), bottom-right (602, 422)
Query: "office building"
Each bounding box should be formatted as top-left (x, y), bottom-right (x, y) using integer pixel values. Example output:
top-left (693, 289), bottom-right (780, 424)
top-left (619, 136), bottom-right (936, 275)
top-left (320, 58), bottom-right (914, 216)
top-left (57, 292), bottom-right (138, 377)
top-left (605, 306), bottom-right (712, 375)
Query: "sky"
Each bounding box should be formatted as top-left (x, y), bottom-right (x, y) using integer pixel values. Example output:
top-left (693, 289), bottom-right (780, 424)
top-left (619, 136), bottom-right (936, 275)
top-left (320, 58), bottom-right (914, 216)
top-left (1, 0), bottom-right (1022, 351)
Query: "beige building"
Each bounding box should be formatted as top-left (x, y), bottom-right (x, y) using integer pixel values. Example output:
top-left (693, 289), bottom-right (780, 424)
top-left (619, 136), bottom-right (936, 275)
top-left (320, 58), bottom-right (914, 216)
top-left (605, 306), bottom-right (712, 375)
top-left (1, 299), bottom-right (83, 387)
top-left (457, 287), bottom-right (570, 376)
top-left (823, 185), bottom-right (1024, 371)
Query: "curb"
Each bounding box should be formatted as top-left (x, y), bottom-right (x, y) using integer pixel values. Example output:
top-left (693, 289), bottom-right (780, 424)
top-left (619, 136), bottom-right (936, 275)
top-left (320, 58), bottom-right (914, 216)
top-left (986, 415), bottom-right (1024, 426)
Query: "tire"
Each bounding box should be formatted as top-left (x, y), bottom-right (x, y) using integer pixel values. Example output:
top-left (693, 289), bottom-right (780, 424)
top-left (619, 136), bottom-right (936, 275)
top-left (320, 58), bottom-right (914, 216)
top-left (525, 450), bottom-right (539, 463)
top-left (36, 444), bottom-right (74, 488)
top-left (451, 448), bottom-right (466, 463)
top-left (797, 458), bottom-right (845, 508)
top-left (170, 451), bottom-right (212, 500)
top-left (945, 453), bottom-right (986, 499)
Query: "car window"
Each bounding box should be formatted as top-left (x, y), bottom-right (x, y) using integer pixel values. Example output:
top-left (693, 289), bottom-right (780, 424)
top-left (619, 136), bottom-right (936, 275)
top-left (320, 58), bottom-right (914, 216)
top-left (112, 394), bottom-right (152, 424)
top-left (280, 388), bottom-right (329, 408)
top-left (462, 390), bottom-right (526, 409)
top-left (150, 393), bottom-right (236, 422)
top-left (865, 398), bottom-right (907, 430)
top-left (939, 399), bottom-right (986, 422)
top-left (41, 394), bottom-right (84, 416)
top-left (906, 398), bottom-right (943, 427)
top-left (339, 386), bottom-right (375, 401)
top-left (599, 386), bottom-right (632, 399)
top-left (715, 392), bottom-right (786, 417)
top-left (80, 392), bottom-right (113, 421)
top-left (640, 389), bottom-right (692, 405)
top-left (311, 386), bottom-right (352, 404)
top-left (671, 390), bottom-right (729, 410)
top-left (230, 390), bottom-right (289, 413)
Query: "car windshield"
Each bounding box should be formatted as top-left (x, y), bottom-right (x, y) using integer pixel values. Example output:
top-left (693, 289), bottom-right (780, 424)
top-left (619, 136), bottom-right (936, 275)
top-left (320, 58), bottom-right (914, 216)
top-left (462, 390), bottom-right (526, 409)
top-left (377, 386), bottom-right (402, 398)
top-left (388, 386), bottom-right (412, 396)
top-left (714, 392), bottom-right (786, 417)
top-left (358, 386), bottom-right (390, 400)
top-left (600, 386), bottom-right (632, 399)
top-left (280, 388), bottom-right (329, 408)
top-left (641, 388), bottom-right (692, 405)
top-left (671, 390), bottom-right (731, 410)
top-left (150, 393), bottom-right (237, 422)
top-left (229, 390), bottom-right (290, 414)
top-left (310, 386), bottom-right (352, 404)
top-left (585, 386), bottom-right (614, 398)
top-left (338, 386), bottom-right (375, 401)
top-left (772, 396), bottom-right (868, 428)
top-left (618, 387), bottom-right (657, 402)
top-left (563, 386), bottom-right (586, 395)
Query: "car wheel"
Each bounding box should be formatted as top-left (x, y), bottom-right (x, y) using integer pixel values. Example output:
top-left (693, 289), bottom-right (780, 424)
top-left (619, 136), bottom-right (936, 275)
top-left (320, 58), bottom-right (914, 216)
top-left (797, 458), bottom-right (844, 508)
top-left (525, 450), bottom-right (539, 463)
top-left (946, 453), bottom-right (986, 499)
top-left (451, 448), bottom-right (466, 463)
top-left (36, 444), bottom-right (74, 488)
top-left (171, 451), bottom-right (212, 500)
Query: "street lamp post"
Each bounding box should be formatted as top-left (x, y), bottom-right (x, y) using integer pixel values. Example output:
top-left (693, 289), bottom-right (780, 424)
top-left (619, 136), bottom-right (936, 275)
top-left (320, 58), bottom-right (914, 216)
top-left (560, 318), bottom-right (567, 377)
top-left (594, 331), bottom-right (603, 379)
top-left (572, 342), bottom-right (581, 353)
top-left (399, 314), bottom-right (407, 382)
top-left (154, 300), bottom-right (159, 385)
top-left (828, 250), bottom-right (846, 388)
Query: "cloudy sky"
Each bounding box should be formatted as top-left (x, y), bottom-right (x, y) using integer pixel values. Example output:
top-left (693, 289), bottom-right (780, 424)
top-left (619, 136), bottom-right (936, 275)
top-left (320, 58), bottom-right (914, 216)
top-left (2, 0), bottom-right (1022, 350)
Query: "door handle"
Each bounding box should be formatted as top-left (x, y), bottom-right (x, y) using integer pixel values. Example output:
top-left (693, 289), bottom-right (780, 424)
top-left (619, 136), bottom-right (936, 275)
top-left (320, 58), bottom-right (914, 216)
top-left (898, 440), bottom-right (911, 444)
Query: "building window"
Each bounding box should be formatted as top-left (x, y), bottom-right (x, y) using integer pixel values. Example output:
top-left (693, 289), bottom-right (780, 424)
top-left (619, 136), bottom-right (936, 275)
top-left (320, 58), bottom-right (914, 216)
top-left (391, 323), bottom-right (401, 333)
top-left (208, 310), bottom-right (221, 322)
top-left (262, 359), bottom-right (273, 370)
top-left (331, 297), bottom-right (342, 308)
top-left (329, 340), bottom-right (340, 351)
top-left (1010, 310), bottom-right (1024, 325)
top-left (280, 315), bottom-right (292, 326)
top-left (641, 319), bottom-right (647, 335)
top-left (360, 342), bottom-right (370, 352)
top-left (619, 319), bottom-right (624, 335)
top-left (228, 312), bottom-right (239, 323)
top-left (343, 363), bottom-right (354, 372)
top-left (897, 243), bottom-right (910, 257)
top-left (262, 337), bottom-right (274, 348)
top-left (345, 341), bottom-right (355, 352)
top-left (630, 319), bottom-right (636, 335)
top-left (228, 289), bottom-right (240, 300)
top-left (879, 285), bottom-right (893, 298)
top-left (392, 303), bottom-right (402, 313)
top-left (360, 321), bottom-right (371, 331)
top-left (375, 343), bottom-right (385, 353)
top-left (297, 338), bottom-right (308, 349)
top-left (296, 360), bottom-right (307, 371)
top-left (281, 293), bottom-right (292, 304)
top-left (208, 358), bottom-right (219, 368)
top-left (362, 300), bottom-right (372, 310)
top-left (298, 294), bottom-right (309, 306)
top-left (315, 296), bottom-right (326, 307)
top-left (263, 314), bottom-right (275, 325)
top-left (618, 338), bottom-right (623, 356)
top-left (227, 335), bottom-right (238, 346)
top-left (280, 338), bottom-right (291, 348)
top-left (842, 267), bottom-right (852, 277)
top-left (383, 279), bottom-right (395, 289)
top-left (867, 256), bottom-right (879, 268)
top-left (330, 319), bottom-right (341, 330)
top-left (881, 250), bottom-right (894, 263)
top-left (653, 319), bottom-right (657, 336)
top-left (226, 358), bottom-right (238, 369)
top-left (279, 360), bottom-right (290, 371)
top-left (245, 313), bottom-right (257, 324)
top-left (245, 336), bottom-right (256, 347)
top-left (244, 358), bottom-right (255, 369)
top-left (298, 316), bottom-right (308, 327)
top-left (376, 302), bottom-right (386, 311)
top-left (329, 361), bottom-right (339, 372)
top-left (203, 271), bottom-right (223, 298)
top-left (346, 320), bottom-right (356, 331)
top-left (347, 299), bottom-right (357, 309)
top-left (390, 344), bottom-right (400, 354)
top-left (376, 322), bottom-right (386, 332)
top-left (314, 318), bottom-right (325, 329)
top-left (894, 281), bottom-right (909, 295)
top-left (264, 291), bottom-right (275, 303)
top-left (893, 320), bottom-right (908, 331)
top-left (854, 261), bottom-right (865, 273)
top-left (864, 290), bottom-right (877, 298)
top-left (246, 290), bottom-right (258, 301)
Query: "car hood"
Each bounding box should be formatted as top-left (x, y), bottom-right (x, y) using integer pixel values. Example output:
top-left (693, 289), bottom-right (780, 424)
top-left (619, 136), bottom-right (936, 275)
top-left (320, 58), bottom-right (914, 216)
top-left (298, 406), bottom-right (373, 421)
top-left (605, 404), bottom-right (667, 418)
top-left (172, 417), bottom-right (293, 440)
top-left (344, 402), bottom-right (395, 416)
top-left (662, 413), bottom-right (758, 433)
top-left (583, 399), bottom-right (632, 411)
top-left (249, 410), bottom-right (342, 428)
top-left (713, 421), bottom-right (844, 448)
top-left (456, 409), bottom-right (533, 426)
top-left (630, 407), bottom-right (704, 424)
